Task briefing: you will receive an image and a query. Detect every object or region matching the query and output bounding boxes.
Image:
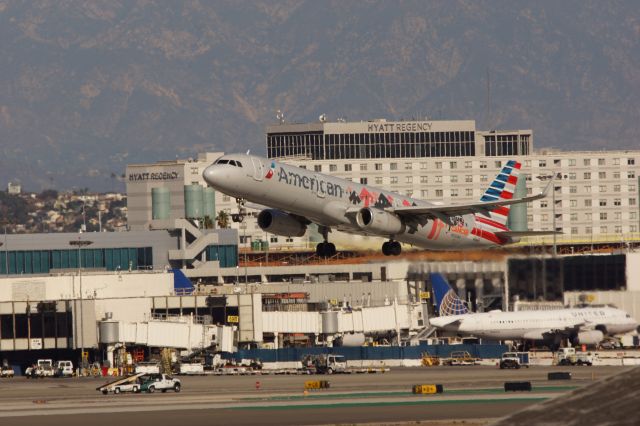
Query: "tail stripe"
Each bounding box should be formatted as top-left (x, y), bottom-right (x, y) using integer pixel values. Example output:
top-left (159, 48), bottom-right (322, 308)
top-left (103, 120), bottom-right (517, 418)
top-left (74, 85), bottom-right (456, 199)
top-left (476, 159), bottom-right (522, 230)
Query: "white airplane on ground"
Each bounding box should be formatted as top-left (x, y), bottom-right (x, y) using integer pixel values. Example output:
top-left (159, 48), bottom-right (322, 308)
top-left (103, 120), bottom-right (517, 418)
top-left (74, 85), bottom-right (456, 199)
top-left (203, 153), bottom-right (554, 256)
top-left (427, 273), bottom-right (639, 347)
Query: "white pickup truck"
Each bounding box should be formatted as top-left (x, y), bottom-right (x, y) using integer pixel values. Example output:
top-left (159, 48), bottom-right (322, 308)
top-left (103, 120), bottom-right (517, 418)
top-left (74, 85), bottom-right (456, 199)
top-left (140, 374), bottom-right (181, 393)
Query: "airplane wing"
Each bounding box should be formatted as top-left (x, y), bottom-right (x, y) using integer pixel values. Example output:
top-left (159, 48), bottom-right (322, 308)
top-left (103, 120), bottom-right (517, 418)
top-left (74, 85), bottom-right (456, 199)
top-left (388, 180), bottom-right (552, 219)
top-left (495, 231), bottom-right (563, 238)
top-left (428, 318), bottom-right (462, 328)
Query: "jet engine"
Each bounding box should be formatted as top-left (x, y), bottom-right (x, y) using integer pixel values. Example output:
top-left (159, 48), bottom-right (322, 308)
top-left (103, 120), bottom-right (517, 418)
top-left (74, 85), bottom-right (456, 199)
top-left (573, 330), bottom-right (604, 345)
top-left (355, 207), bottom-right (404, 236)
top-left (257, 209), bottom-right (306, 237)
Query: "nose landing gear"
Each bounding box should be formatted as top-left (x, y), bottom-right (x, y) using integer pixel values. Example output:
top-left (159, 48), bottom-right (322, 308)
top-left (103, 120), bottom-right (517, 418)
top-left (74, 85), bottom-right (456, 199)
top-left (382, 241), bottom-right (401, 256)
top-left (232, 198), bottom-right (246, 223)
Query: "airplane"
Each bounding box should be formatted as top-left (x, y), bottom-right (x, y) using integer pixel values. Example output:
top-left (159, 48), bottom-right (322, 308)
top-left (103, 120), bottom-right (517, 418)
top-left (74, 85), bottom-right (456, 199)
top-left (202, 153), bottom-right (554, 257)
top-left (427, 273), bottom-right (639, 347)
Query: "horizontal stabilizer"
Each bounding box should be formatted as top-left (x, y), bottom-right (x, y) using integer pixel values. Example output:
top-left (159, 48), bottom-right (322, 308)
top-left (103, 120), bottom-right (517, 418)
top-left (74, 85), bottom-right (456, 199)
top-left (496, 231), bottom-right (563, 238)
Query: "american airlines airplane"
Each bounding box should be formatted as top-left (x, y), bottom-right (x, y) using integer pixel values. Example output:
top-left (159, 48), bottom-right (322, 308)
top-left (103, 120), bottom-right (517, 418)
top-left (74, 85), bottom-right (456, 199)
top-left (428, 273), bottom-right (639, 346)
top-left (203, 153), bottom-right (553, 256)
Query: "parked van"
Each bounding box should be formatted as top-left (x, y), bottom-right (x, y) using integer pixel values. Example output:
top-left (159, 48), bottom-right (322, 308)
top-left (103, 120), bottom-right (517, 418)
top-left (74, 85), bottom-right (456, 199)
top-left (56, 360), bottom-right (74, 377)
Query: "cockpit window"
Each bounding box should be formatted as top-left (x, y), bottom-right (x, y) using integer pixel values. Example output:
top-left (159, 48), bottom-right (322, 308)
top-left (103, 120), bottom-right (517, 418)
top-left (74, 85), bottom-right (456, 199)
top-left (214, 158), bottom-right (242, 167)
top-left (216, 159), bottom-right (229, 164)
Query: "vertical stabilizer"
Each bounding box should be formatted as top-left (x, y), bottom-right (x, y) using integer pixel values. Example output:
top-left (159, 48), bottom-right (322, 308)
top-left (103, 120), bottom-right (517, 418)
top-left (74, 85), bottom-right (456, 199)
top-left (430, 273), bottom-right (469, 316)
top-left (475, 160), bottom-right (522, 232)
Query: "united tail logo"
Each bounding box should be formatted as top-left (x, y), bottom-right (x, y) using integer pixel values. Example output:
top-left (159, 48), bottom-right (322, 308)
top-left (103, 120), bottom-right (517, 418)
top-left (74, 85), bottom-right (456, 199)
top-left (430, 273), bottom-right (469, 316)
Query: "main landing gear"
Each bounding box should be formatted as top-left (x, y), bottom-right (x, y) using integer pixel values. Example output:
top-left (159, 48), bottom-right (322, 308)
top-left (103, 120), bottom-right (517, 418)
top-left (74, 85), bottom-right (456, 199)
top-left (382, 240), bottom-right (401, 256)
top-left (316, 226), bottom-right (336, 258)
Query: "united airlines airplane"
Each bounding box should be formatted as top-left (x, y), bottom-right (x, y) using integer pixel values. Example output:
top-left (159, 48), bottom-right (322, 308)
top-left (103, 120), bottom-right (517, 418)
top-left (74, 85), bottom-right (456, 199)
top-left (203, 153), bottom-right (553, 256)
top-left (428, 273), bottom-right (638, 346)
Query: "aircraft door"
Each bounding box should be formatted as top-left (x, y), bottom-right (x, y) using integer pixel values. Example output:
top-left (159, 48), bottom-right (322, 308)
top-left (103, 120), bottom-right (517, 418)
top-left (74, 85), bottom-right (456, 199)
top-left (251, 157), bottom-right (264, 181)
top-left (315, 174), bottom-right (325, 198)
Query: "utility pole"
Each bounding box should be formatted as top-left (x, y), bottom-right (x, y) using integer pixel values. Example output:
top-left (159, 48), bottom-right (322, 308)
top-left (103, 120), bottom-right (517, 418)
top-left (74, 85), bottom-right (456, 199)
top-left (69, 238), bottom-right (93, 373)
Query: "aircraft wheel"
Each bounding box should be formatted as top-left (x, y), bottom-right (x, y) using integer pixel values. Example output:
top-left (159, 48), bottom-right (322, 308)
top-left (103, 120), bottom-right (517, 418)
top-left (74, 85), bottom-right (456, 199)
top-left (316, 242), bottom-right (326, 257)
top-left (381, 242), bottom-right (391, 256)
top-left (326, 243), bottom-right (336, 257)
top-left (390, 241), bottom-right (402, 256)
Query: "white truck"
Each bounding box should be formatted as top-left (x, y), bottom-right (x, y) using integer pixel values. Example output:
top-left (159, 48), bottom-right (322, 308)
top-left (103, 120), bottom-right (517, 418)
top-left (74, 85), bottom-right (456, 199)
top-left (499, 352), bottom-right (530, 369)
top-left (55, 360), bottom-right (74, 377)
top-left (97, 373), bottom-right (145, 395)
top-left (302, 354), bottom-right (347, 374)
top-left (26, 359), bottom-right (56, 378)
top-left (556, 347), bottom-right (595, 366)
top-left (140, 374), bottom-right (181, 393)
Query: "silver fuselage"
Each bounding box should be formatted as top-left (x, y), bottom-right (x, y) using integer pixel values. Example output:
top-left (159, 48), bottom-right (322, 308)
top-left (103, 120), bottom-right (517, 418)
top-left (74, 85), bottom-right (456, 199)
top-left (203, 154), bottom-right (498, 250)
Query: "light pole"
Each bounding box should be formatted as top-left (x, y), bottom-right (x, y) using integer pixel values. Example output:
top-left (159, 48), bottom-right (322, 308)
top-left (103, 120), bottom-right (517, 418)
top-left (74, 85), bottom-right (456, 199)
top-left (536, 173), bottom-right (561, 257)
top-left (69, 239), bottom-right (93, 372)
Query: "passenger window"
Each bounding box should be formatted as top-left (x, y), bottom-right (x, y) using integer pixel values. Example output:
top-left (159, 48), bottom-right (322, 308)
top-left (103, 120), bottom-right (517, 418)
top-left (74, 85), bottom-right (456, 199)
top-left (229, 160), bottom-right (237, 166)
top-left (236, 161), bottom-right (243, 167)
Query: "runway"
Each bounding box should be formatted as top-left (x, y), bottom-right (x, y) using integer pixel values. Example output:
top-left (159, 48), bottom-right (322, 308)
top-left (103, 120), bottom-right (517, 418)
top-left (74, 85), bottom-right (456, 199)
top-left (0, 366), bottom-right (629, 425)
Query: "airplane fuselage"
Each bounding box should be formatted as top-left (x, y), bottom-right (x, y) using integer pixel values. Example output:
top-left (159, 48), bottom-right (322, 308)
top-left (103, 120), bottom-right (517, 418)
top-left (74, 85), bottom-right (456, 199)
top-left (429, 306), bottom-right (638, 341)
top-left (203, 154), bottom-right (503, 250)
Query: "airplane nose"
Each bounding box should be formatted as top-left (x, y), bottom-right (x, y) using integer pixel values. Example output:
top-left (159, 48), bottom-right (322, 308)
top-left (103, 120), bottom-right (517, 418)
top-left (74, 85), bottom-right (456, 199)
top-left (202, 165), bottom-right (221, 186)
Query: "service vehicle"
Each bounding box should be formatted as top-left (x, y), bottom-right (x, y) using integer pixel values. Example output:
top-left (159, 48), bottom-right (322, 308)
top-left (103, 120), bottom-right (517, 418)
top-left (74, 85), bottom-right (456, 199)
top-left (26, 359), bottom-right (56, 378)
top-left (442, 351), bottom-right (480, 366)
top-left (0, 366), bottom-right (14, 378)
top-left (134, 362), bottom-right (160, 375)
top-left (556, 347), bottom-right (595, 366)
top-left (140, 374), bottom-right (181, 393)
top-left (302, 354), bottom-right (347, 374)
top-left (55, 360), bottom-right (74, 377)
top-left (97, 373), bottom-right (145, 395)
top-left (499, 352), bottom-right (530, 369)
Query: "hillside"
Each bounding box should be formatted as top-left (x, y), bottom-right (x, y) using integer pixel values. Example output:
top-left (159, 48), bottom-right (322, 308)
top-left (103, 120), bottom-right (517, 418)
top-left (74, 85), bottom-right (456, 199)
top-left (0, 1), bottom-right (638, 190)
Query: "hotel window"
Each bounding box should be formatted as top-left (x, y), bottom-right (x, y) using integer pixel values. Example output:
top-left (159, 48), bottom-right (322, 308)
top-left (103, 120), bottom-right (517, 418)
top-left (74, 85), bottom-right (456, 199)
top-left (631, 212), bottom-right (638, 220)
top-left (586, 226), bottom-right (592, 234)
top-left (480, 175), bottom-right (488, 182)
top-left (633, 225), bottom-right (639, 232)
top-left (542, 214), bottom-right (549, 221)
top-left (375, 177), bottom-right (383, 185)
top-left (570, 186), bottom-right (577, 193)
top-left (631, 185), bottom-right (637, 192)
top-left (586, 213), bottom-right (592, 221)
top-left (598, 158), bottom-right (605, 165)
top-left (600, 226), bottom-right (608, 233)
top-left (404, 163), bottom-right (412, 170)
top-left (570, 199), bottom-right (577, 207)
top-left (222, 195), bottom-right (230, 202)
top-left (391, 176), bottom-right (398, 184)
top-left (435, 189), bottom-right (443, 197)
top-left (360, 177), bottom-right (368, 184)
top-left (420, 162), bottom-right (427, 169)
top-left (614, 184), bottom-right (621, 192)
top-left (421, 190), bottom-right (428, 197)
top-left (451, 189), bottom-right (458, 197)
top-left (570, 213), bottom-right (578, 221)
top-left (628, 158), bottom-right (636, 165)
top-left (390, 163), bottom-right (398, 170)
top-left (450, 161), bottom-right (457, 169)
top-left (375, 163), bottom-right (382, 171)
top-left (360, 164), bottom-right (367, 171)
top-left (599, 199), bottom-right (607, 206)
top-left (314, 165), bottom-right (322, 172)
top-left (600, 212), bottom-right (607, 220)
top-left (599, 172), bottom-right (606, 179)
top-left (539, 160), bottom-right (547, 167)
top-left (585, 199), bottom-right (592, 207)
top-left (466, 188), bottom-right (473, 196)
top-left (525, 160), bottom-right (531, 167)
top-left (329, 164), bottom-right (337, 172)
top-left (405, 176), bottom-right (413, 184)
top-left (613, 158), bottom-right (620, 165)
top-left (569, 173), bottom-right (576, 180)
top-left (495, 161), bottom-right (501, 168)
top-left (614, 172), bottom-right (620, 179)
top-left (599, 185), bottom-right (607, 192)
top-left (465, 175), bottom-right (473, 183)
top-left (585, 186), bottom-right (592, 193)
top-left (584, 159), bottom-right (591, 166)
top-left (571, 227), bottom-right (578, 234)
top-left (540, 201), bottom-right (548, 208)
top-left (584, 172), bottom-right (591, 179)
top-left (629, 171), bottom-right (636, 179)
top-left (450, 176), bottom-right (458, 183)
top-left (569, 159), bottom-right (576, 166)
top-left (631, 198), bottom-right (637, 206)
top-left (344, 164), bottom-right (352, 171)
top-left (480, 161), bottom-right (487, 169)
top-left (614, 212), bottom-right (622, 220)
top-left (527, 214), bottom-right (533, 222)
top-left (436, 176), bottom-right (443, 183)
top-left (615, 225), bottom-right (622, 234)
top-left (465, 161), bottom-right (472, 168)
top-left (435, 162), bottom-right (442, 169)
top-left (420, 176), bottom-right (428, 183)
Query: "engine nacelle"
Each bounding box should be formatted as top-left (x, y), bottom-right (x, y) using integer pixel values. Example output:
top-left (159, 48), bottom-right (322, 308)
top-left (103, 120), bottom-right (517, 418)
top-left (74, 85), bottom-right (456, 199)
top-left (355, 207), bottom-right (404, 236)
top-left (257, 209), bottom-right (306, 237)
top-left (574, 330), bottom-right (604, 345)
